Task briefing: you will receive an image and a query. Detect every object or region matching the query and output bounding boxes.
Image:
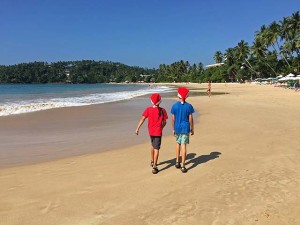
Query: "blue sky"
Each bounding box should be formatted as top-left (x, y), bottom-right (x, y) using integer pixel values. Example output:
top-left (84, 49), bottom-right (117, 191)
top-left (0, 0), bottom-right (299, 68)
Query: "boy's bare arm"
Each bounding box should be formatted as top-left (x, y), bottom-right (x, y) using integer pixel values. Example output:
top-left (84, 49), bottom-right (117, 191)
top-left (189, 114), bottom-right (194, 135)
top-left (135, 116), bottom-right (146, 135)
top-left (172, 114), bottom-right (175, 136)
top-left (162, 120), bottom-right (167, 128)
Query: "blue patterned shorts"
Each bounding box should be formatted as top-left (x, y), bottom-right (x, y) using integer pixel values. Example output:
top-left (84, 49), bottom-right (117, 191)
top-left (175, 134), bottom-right (189, 144)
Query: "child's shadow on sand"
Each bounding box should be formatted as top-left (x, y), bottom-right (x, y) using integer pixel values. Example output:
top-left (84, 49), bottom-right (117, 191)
top-left (158, 151), bottom-right (221, 172)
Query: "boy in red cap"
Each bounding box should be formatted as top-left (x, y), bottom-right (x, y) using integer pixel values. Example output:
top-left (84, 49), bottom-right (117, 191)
top-left (135, 93), bottom-right (168, 174)
top-left (171, 87), bottom-right (195, 173)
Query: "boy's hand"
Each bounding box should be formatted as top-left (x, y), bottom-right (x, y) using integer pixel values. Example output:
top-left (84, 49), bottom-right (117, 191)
top-left (191, 129), bottom-right (194, 135)
top-left (135, 129), bottom-right (139, 135)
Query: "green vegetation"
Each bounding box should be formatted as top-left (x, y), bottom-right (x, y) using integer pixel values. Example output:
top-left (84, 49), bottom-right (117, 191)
top-left (0, 59), bottom-right (204, 84)
top-left (0, 60), bottom-right (156, 84)
top-left (157, 61), bottom-right (204, 83)
top-left (0, 11), bottom-right (299, 84)
top-left (207, 11), bottom-right (300, 82)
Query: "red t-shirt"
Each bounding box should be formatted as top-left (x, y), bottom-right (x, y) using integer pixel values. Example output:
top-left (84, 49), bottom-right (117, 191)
top-left (142, 106), bottom-right (168, 136)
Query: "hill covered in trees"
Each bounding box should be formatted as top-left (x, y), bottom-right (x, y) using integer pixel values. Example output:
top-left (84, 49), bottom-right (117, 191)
top-left (0, 59), bottom-right (204, 84)
top-left (0, 60), bottom-right (157, 84)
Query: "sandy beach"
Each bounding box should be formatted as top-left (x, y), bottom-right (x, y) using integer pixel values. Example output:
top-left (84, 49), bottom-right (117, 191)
top-left (1, 83), bottom-right (300, 225)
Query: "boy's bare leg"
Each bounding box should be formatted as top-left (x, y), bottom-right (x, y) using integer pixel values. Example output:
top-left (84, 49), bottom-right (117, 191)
top-left (181, 144), bottom-right (187, 167)
top-left (150, 146), bottom-right (154, 165)
top-left (153, 149), bottom-right (159, 167)
top-left (176, 143), bottom-right (181, 163)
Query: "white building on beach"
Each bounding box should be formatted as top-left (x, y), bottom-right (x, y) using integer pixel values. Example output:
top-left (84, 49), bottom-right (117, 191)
top-left (205, 63), bottom-right (224, 69)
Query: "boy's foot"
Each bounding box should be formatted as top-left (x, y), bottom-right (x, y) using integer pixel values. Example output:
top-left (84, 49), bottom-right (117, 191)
top-left (150, 161), bottom-right (154, 167)
top-left (152, 167), bottom-right (159, 174)
top-left (181, 166), bottom-right (187, 173)
top-left (175, 162), bottom-right (181, 169)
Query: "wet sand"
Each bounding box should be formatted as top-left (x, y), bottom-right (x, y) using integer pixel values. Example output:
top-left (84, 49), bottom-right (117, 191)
top-left (0, 96), bottom-right (176, 168)
top-left (0, 83), bottom-right (300, 225)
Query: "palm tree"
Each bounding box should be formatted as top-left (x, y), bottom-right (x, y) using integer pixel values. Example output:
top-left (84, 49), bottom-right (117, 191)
top-left (295, 32), bottom-right (300, 49)
top-left (290, 11), bottom-right (300, 56)
top-left (281, 42), bottom-right (293, 58)
top-left (235, 40), bottom-right (257, 74)
top-left (198, 62), bottom-right (204, 74)
top-left (236, 40), bottom-right (250, 60)
top-left (251, 39), bottom-right (277, 76)
top-left (252, 38), bottom-right (267, 58)
top-left (198, 62), bottom-right (204, 76)
top-left (279, 12), bottom-right (300, 58)
top-left (224, 48), bottom-right (235, 66)
top-left (213, 51), bottom-right (223, 63)
top-left (224, 48), bottom-right (236, 81)
top-left (255, 25), bottom-right (268, 46)
top-left (266, 22), bottom-right (280, 53)
top-left (267, 21), bottom-right (291, 67)
top-left (290, 12), bottom-right (300, 38)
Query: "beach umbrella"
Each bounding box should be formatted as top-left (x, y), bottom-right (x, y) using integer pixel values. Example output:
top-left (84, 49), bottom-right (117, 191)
top-left (286, 73), bottom-right (295, 77)
top-left (276, 75), bottom-right (283, 79)
top-left (286, 77), bottom-right (297, 81)
top-left (278, 76), bottom-right (297, 81)
top-left (278, 77), bottom-right (287, 82)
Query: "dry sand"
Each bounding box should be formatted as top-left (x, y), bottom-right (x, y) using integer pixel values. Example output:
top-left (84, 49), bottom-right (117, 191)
top-left (0, 83), bottom-right (300, 225)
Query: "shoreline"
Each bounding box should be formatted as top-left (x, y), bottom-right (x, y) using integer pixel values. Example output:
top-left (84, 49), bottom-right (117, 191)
top-left (0, 83), bottom-right (208, 169)
top-left (1, 83), bottom-right (299, 225)
top-left (0, 95), bottom-right (176, 169)
top-left (0, 83), bottom-right (175, 117)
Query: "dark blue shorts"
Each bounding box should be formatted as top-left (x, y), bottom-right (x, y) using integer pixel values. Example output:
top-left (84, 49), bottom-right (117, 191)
top-left (150, 136), bottom-right (162, 150)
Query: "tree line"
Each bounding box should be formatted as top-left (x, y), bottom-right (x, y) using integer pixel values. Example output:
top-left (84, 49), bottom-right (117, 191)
top-left (0, 59), bottom-right (204, 84)
top-left (209, 11), bottom-right (300, 82)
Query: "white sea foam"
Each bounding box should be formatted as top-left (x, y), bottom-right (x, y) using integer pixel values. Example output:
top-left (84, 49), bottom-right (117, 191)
top-left (0, 85), bottom-right (173, 116)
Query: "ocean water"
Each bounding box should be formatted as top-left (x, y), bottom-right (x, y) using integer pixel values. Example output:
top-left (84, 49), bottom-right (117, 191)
top-left (0, 83), bottom-right (174, 116)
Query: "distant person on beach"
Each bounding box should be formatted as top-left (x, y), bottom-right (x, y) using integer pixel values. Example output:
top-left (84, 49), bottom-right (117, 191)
top-left (207, 80), bottom-right (212, 97)
top-left (135, 93), bottom-right (168, 174)
top-left (294, 80), bottom-right (300, 91)
top-left (171, 87), bottom-right (195, 173)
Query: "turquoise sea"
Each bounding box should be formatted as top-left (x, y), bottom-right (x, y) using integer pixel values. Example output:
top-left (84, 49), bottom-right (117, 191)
top-left (0, 83), bottom-right (173, 116)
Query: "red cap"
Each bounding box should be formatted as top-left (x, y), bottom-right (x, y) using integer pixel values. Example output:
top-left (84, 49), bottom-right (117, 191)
top-left (177, 87), bottom-right (189, 101)
top-left (150, 93), bottom-right (161, 106)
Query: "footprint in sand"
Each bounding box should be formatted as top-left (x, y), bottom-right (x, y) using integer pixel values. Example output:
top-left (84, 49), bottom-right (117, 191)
top-left (7, 183), bottom-right (25, 191)
top-left (41, 199), bottom-right (60, 214)
top-left (94, 209), bottom-right (113, 220)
